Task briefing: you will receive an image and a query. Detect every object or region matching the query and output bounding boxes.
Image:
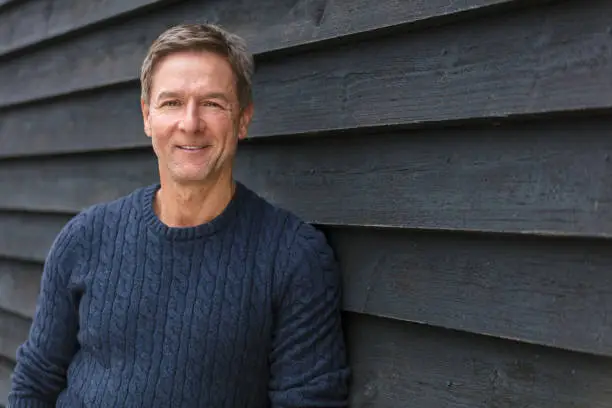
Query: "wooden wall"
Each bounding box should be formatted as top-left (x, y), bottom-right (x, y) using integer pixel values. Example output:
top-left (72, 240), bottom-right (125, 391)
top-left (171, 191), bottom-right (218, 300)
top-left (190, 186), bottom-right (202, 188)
top-left (2, 0), bottom-right (612, 406)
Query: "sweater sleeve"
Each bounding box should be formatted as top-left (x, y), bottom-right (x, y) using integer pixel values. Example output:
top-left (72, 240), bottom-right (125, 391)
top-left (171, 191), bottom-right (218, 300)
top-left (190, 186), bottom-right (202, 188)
top-left (268, 222), bottom-right (350, 407)
top-left (8, 212), bottom-right (87, 407)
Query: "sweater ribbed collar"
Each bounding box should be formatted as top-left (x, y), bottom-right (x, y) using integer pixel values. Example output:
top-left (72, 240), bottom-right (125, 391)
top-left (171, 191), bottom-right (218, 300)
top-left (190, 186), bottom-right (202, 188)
top-left (141, 180), bottom-right (249, 241)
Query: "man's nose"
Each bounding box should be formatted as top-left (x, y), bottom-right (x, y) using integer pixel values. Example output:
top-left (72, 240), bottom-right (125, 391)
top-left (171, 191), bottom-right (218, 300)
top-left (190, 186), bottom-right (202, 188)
top-left (179, 102), bottom-right (202, 133)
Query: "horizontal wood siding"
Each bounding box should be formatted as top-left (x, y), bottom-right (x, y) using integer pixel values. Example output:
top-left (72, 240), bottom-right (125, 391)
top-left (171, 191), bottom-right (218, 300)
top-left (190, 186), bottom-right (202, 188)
top-left (0, 0), bottom-right (523, 110)
top-left (0, 212), bottom-right (64, 262)
top-left (347, 313), bottom-right (612, 407)
top-left (2, 116), bottom-right (612, 235)
top-left (0, 357), bottom-right (13, 407)
top-left (1, 0), bottom-right (610, 405)
top-left (2, 0), bottom-right (606, 158)
top-left (0, 0), bottom-right (20, 11)
top-left (0, 259), bottom-right (41, 319)
top-left (3, 208), bottom-right (612, 358)
top-left (0, 309), bottom-right (29, 363)
top-left (0, 0), bottom-right (175, 57)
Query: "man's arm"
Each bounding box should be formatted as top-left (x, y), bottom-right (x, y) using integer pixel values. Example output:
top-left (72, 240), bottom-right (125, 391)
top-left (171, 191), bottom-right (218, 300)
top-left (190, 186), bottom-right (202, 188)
top-left (269, 222), bottom-right (350, 407)
top-left (8, 213), bottom-right (85, 407)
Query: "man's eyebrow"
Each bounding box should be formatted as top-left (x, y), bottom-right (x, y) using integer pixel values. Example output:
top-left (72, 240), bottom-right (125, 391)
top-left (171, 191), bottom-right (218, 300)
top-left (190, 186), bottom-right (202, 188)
top-left (156, 91), bottom-right (181, 101)
top-left (156, 91), bottom-right (231, 102)
top-left (202, 92), bottom-right (231, 102)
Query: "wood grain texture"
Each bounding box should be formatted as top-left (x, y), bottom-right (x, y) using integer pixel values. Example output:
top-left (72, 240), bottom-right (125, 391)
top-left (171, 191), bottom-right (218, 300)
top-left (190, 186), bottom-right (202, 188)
top-left (0, 0), bottom-right (553, 109)
top-left (0, 212), bottom-right (68, 262)
top-left (235, 120), bottom-right (612, 236)
top-left (0, 87), bottom-right (145, 158)
top-left (1, 0), bottom-right (611, 158)
top-left (0, 147), bottom-right (158, 212)
top-left (0, 0), bottom-right (20, 10)
top-left (2, 206), bottom-right (612, 357)
top-left (2, 117), bottom-right (612, 236)
top-left (347, 313), bottom-right (612, 407)
top-left (331, 227), bottom-right (612, 357)
top-left (0, 259), bottom-right (41, 319)
top-left (0, 0), bottom-right (175, 57)
top-left (2, 311), bottom-right (612, 406)
top-left (0, 357), bottom-right (11, 407)
top-left (0, 309), bottom-right (29, 363)
top-left (0, 0), bottom-right (521, 59)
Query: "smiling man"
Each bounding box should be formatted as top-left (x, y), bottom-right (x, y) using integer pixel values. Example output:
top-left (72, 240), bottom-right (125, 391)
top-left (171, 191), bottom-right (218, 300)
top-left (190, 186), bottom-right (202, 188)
top-left (9, 24), bottom-right (350, 407)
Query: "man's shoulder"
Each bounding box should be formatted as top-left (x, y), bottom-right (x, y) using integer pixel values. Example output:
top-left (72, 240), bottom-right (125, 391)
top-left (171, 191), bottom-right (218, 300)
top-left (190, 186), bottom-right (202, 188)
top-left (243, 189), bottom-right (340, 302)
top-left (241, 184), bottom-right (332, 262)
top-left (61, 185), bottom-right (150, 237)
top-left (242, 184), bottom-right (320, 239)
top-left (45, 186), bottom-right (150, 267)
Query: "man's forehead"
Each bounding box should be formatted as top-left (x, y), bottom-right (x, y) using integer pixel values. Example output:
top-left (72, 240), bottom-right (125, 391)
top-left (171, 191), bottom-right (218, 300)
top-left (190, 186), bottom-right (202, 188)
top-left (151, 75), bottom-right (236, 97)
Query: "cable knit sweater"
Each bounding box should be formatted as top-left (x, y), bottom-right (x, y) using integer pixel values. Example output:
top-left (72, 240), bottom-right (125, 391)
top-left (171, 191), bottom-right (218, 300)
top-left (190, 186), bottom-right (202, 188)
top-left (9, 182), bottom-right (350, 407)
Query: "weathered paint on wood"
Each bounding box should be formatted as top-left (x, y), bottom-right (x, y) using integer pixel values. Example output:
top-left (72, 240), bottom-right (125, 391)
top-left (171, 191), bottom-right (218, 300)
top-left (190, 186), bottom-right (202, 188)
top-left (0, 309), bottom-right (29, 363)
top-left (347, 313), bottom-right (612, 407)
top-left (0, 87), bottom-right (145, 158)
top-left (0, 357), bottom-right (12, 407)
top-left (0, 148), bottom-right (158, 211)
top-left (6, 309), bottom-right (612, 407)
top-left (2, 116), bottom-right (612, 236)
top-left (0, 259), bottom-right (41, 319)
top-left (1, 0), bottom-right (611, 157)
top-left (330, 227), bottom-right (612, 357)
top-left (2, 0), bottom-right (612, 405)
top-left (3, 207), bottom-right (612, 359)
top-left (234, 122), bottom-right (612, 236)
top-left (0, 0), bottom-right (20, 11)
top-left (0, 0), bottom-right (522, 59)
top-left (0, 0), bottom-right (174, 57)
top-left (0, 0), bottom-right (561, 109)
top-left (0, 212), bottom-right (65, 262)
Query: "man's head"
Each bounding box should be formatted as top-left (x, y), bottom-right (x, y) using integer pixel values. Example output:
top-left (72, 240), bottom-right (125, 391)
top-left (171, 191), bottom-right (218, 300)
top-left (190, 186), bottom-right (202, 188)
top-left (140, 23), bottom-right (254, 185)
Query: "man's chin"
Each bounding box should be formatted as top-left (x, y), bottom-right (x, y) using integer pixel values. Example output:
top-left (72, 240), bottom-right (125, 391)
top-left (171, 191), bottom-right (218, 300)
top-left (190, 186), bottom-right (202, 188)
top-left (172, 174), bottom-right (211, 184)
top-left (168, 166), bottom-right (220, 184)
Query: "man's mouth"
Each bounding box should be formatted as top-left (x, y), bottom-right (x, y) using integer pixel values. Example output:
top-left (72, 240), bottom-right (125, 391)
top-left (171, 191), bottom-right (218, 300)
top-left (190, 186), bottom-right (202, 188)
top-left (177, 145), bottom-right (207, 151)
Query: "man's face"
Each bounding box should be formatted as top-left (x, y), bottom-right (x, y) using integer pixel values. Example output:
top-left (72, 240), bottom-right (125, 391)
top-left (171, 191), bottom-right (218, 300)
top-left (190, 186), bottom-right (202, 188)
top-left (141, 50), bottom-right (253, 185)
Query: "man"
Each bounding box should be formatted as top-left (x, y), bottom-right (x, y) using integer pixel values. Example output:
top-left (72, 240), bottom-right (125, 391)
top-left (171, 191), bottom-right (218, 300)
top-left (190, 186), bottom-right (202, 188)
top-left (9, 23), bottom-right (350, 407)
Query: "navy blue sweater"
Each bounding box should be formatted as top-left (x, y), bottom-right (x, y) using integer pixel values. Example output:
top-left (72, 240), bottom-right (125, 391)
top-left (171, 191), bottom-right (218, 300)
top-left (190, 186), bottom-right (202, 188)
top-left (9, 182), bottom-right (350, 407)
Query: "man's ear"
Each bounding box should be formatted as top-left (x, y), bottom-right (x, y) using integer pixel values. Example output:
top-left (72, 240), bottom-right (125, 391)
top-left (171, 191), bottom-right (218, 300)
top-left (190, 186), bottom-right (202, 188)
top-left (237, 103), bottom-right (254, 140)
top-left (141, 98), bottom-right (152, 138)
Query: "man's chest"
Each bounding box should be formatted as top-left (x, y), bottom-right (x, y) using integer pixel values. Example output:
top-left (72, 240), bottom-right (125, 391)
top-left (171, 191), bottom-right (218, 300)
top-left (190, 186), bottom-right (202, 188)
top-left (75, 241), bottom-right (275, 377)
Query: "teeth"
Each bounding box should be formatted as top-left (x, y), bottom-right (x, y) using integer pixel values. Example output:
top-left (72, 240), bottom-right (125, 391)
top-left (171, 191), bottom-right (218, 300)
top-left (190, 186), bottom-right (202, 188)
top-left (181, 146), bottom-right (204, 150)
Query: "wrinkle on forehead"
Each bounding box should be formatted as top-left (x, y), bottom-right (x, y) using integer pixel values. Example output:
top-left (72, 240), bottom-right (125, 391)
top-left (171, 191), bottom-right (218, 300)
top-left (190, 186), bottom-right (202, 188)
top-left (151, 51), bottom-right (237, 101)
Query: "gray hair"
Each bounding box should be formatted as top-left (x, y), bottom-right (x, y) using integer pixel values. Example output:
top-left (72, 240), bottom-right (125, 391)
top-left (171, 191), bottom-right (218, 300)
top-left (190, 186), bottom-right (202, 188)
top-left (140, 23), bottom-right (254, 110)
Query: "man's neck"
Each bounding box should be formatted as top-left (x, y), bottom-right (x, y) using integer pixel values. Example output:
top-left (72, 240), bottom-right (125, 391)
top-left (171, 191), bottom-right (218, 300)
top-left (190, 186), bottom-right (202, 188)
top-left (154, 173), bottom-right (235, 228)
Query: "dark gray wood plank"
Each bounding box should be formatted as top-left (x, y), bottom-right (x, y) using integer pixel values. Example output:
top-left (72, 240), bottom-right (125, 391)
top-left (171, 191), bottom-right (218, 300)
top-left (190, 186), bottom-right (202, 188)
top-left (0, 147), bottom-right (158, 212)
top-left (3, 205), bottom-right (612, 357)
top-left (347, 313), bottom-right (612, 407)
top-left (0, 309), bottom-right (29, 363)
top-left (0, 0), bottom-right (520, 58)
top-left (0, 358), bottom-right (12, 407)
top-left (0, 0), bottom-right (539, 109)
top-left (0, 212), bottom-right (68, 262)
top-left (236, 118), bottom-right (612, 236)
top-left (0, 0), bottom-right (20, 10)
top-left (0, 87), bottom-right (145, 158)
top-left (0, 259), bottom-right (41, 319)
top-left (331, 227), bottom-right (612, 357)
top-left (0, 0), bottom-right (175, 57)
top-left (1, 0), bottom-right (610, 157)
top-left (2, 117), bottom-right (612, 236)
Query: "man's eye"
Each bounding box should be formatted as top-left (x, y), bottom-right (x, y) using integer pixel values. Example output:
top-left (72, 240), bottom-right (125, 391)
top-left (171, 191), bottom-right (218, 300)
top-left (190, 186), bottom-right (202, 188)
top-left (203, 101), bottom-right (224, 109)
top-left (162, 100), bottom-right (180, 107)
